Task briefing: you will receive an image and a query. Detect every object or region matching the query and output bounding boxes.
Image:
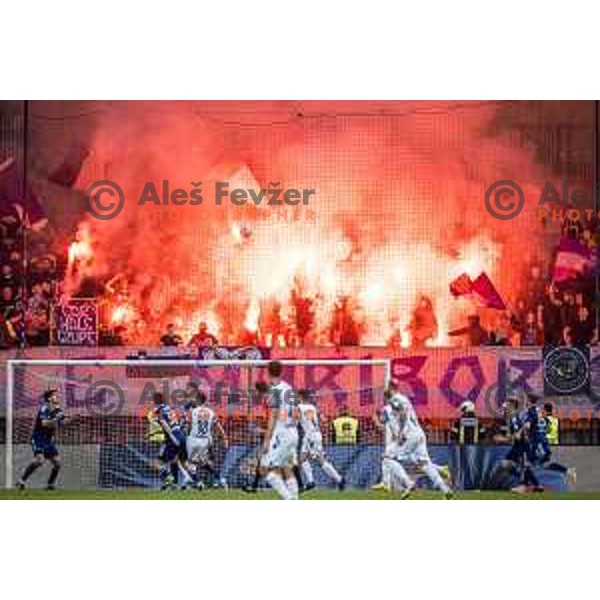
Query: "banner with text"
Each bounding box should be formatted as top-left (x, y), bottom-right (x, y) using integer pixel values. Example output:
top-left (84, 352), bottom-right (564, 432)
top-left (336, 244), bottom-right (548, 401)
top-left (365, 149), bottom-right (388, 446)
top-left (54, 299), bottom-right (98, 347)
top-left (3, 346), bottom-right (600, 418)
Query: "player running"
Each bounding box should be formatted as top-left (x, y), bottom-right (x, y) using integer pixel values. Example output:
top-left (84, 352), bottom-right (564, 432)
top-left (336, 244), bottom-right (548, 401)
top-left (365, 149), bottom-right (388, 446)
top-left (297, 389), bottom-right (345, 491)
top-left (523, 395), bottom-right (576, 485)
top-left (186, 387), bottom-right (229, 489)
top-left (153, 392), bottom-right (192, 490)
top-left (382, 384), bottom-right (453, 499)
top-left (493, 396), bottom-right (544, 493)
top-left (257, 360), bottom-right (300, 500)
top-left (17, 389), bottom-right (78, 490)
top-left (523, 393), bottom-right (551, 464)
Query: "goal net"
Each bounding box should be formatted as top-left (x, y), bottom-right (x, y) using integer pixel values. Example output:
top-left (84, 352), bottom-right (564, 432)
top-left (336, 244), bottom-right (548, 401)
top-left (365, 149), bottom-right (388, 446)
top-left (3, 358), bottom-right (390, 490)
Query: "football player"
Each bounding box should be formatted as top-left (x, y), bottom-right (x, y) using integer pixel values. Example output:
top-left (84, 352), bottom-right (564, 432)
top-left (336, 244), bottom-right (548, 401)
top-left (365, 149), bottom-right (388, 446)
top-left (186, 388), bottom-right (228, 489)
top-left (153, 392), bottom-right (192, 489)
top-left (257, 361), bottom-right (300, 500)
top-left (297, 389), bottom-right (345, 491)
top-left (17, 389), bottom-right (78, 490)
top-left (383, 386), bottom-right (453, 499)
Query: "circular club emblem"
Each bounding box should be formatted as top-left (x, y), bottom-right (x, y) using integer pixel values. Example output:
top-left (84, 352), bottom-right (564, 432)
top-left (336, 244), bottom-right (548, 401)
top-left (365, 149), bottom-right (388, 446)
top-left (543, 347), bottom-right (590, 395)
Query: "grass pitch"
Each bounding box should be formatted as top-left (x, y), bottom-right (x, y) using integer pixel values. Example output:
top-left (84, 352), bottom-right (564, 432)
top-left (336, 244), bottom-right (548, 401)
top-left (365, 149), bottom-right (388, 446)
top-left (1, 488), bottom-right (600, 500)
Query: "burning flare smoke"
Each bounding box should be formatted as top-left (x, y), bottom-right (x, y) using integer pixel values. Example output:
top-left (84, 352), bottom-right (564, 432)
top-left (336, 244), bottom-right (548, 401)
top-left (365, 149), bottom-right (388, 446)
top-left (67, 101), bottom-right (556, 346)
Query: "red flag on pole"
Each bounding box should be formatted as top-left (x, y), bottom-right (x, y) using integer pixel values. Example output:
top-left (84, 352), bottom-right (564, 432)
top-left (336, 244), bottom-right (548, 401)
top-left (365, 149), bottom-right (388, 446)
top-left (471, 271), bottom-right (506, 310)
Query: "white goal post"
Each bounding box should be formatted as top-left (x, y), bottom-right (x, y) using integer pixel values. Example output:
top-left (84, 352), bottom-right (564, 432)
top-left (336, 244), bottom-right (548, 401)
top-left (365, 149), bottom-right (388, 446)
top-left (4, 358), bottom-right (392, 489)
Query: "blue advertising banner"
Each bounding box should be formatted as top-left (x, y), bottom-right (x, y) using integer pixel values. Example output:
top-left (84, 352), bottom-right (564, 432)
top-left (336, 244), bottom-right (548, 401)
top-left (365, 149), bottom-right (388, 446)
top-left (98, 444), bottom-right (568, 492)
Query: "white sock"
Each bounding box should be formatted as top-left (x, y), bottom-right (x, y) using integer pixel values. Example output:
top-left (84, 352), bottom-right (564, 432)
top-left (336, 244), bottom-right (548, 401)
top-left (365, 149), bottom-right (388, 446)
top-left (285, 476), bottom-right (299, 500)
top-left (382, 459), bottom-right (391, 487)
top-left (385, 458), bottom-right (413, 490)
top-left (265, 472), bottom-right (291, 500)
top-left (422, 462), bottom-right (450, 493)
top-left (301, 461), bottom-right (314, 485)
top-left (322, 461), bottom-right (342, 484)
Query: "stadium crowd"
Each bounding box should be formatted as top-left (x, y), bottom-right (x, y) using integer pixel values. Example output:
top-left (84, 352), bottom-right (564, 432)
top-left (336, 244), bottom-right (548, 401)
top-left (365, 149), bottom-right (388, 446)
top-left (493, 215), bottom-right (597, 348)
top-left (0, 210), bottom-right (57, 348)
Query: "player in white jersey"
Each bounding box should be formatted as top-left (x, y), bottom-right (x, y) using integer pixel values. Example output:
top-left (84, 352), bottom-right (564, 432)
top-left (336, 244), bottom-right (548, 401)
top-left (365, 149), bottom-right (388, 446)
top-left (186, 387), bottom-right (228, 489)
top-left (258, 361), bottom-right (300, 500)
top-left (383, 383), bottom-right (453, 499)
top-left (371, 399), bottom-right (400, 490)
top-left (297, 389), bottom-right (345, 491)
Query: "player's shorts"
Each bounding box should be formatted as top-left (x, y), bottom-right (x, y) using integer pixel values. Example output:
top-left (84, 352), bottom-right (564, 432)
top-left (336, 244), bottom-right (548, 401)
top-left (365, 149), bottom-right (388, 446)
top-left (505, 443), bottom-right (527, 466)
top-left (159, 428), bottom-right (187, 462)
top-left (31, 437), bottom-right (59, 459)
top-left (260, 428), bottom-right (299, 469)
top-left (394, 432), bottom-right (430, 466)
top-left (528, 436), bottom-right (551, 465)
top-left (301, 431), bottom-right (324, 459)
top-left (186, 436), bottom-right (211, 463)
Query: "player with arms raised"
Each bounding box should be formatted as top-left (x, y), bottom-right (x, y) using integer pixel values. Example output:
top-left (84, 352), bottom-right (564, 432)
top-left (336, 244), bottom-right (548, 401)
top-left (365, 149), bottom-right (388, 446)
top-left (258, 361), bottom-right (300, 500)
top-left (17, 389), bottom-right (78, 490)
top-left (383, 381), bottom-right (453, 498)
top-left (297, 388), bottom-right (345, 491)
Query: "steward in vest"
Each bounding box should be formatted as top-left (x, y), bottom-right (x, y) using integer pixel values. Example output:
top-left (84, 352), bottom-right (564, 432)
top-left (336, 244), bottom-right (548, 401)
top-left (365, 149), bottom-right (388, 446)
top-left (333, 410), bottom-right (359, 444)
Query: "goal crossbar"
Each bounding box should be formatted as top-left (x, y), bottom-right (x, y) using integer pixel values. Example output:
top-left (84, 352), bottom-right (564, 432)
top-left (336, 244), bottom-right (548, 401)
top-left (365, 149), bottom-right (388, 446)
top-left (6, 358), bottom-right (391, 367)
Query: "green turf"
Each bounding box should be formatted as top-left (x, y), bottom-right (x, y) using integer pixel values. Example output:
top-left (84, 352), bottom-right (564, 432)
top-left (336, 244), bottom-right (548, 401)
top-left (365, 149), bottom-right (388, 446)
top-left (1, 488), bottom-right (600, 500)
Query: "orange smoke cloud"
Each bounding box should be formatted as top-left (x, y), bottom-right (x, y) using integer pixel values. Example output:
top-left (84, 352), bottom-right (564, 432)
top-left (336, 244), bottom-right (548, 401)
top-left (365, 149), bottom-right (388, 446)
top-left (70, 101), bottom-right (559, 345)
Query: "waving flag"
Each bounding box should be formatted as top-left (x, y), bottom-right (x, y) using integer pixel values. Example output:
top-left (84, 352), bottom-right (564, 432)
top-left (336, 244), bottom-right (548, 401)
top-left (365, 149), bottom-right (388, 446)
top-left (552, 237), bottom-right (593, 283)
top-left (0, 156), bottom-right (47, 231)
top-left (471, 271), bottom-right (506, 310)
top-left (449, 271), bottom-right (506, 310)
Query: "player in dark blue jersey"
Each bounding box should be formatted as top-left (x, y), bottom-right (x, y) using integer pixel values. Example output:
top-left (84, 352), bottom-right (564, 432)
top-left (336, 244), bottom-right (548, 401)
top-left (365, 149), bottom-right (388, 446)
top-left (523, 393), bottom-right (551, 465)
top-left (152, 392), bottom-right (191, 490)
top-left (17, 389), bottom-right (77, 490)
top-left (495, 396), bottom-right (544, 493)
top-left (526, 397), bottom-right (576, 483)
